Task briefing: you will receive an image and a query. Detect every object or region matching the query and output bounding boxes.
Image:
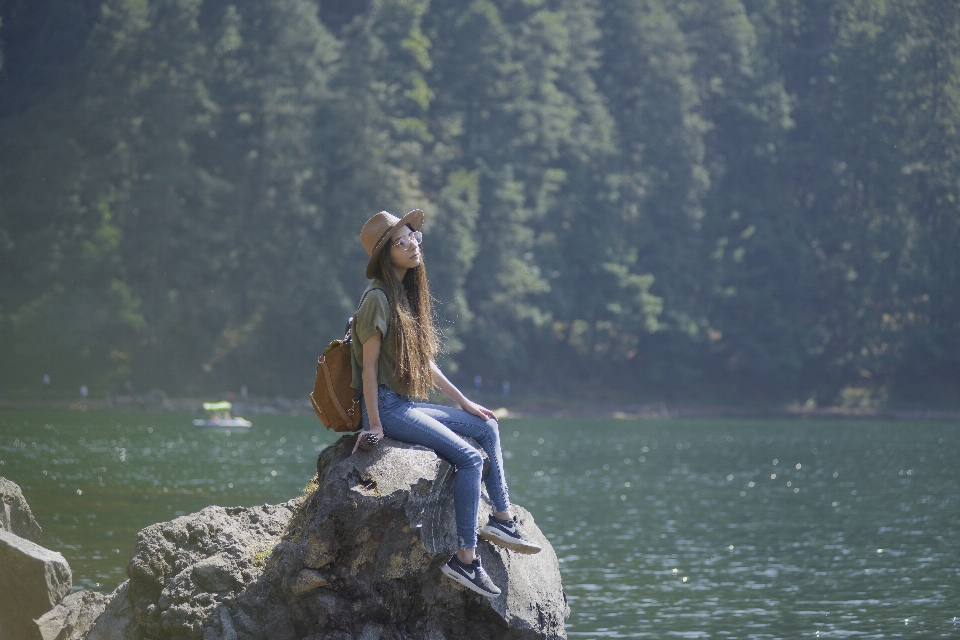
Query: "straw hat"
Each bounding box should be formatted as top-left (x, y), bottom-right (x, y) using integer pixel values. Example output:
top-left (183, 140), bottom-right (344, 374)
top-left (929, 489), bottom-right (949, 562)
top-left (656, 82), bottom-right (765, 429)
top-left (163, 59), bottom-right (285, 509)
top-left (360, 209), bottom-right (424, 279)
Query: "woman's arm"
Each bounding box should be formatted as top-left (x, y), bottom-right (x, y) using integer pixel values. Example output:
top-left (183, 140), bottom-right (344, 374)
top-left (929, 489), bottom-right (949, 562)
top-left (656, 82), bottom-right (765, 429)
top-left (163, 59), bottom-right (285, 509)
top-left (352, 330), bottom-right (384, 454)
top-left (431, 361), bottom-right (498, 422)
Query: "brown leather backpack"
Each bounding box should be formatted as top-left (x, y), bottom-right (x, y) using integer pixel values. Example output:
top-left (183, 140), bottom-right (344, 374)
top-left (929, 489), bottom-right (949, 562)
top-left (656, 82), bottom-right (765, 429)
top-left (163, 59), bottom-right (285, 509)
top-left (310, 288), bottom-right (382, 431)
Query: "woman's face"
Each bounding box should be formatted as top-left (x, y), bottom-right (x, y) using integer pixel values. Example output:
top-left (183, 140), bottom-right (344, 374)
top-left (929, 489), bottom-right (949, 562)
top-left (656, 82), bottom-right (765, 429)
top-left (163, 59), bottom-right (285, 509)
top-left (389, 225), bottom-right (422, 272)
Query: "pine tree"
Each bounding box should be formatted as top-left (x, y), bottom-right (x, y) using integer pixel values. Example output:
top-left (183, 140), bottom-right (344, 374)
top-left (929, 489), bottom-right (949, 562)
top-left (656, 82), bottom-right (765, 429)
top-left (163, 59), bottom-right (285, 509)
top-left (422, 0), bottom-right (616, 384)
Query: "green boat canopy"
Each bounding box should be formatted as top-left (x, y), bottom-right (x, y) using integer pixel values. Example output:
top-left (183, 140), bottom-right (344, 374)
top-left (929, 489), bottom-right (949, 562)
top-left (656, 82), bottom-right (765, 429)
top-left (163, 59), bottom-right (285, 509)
top-left (203, 401), bottom-right (233, 411)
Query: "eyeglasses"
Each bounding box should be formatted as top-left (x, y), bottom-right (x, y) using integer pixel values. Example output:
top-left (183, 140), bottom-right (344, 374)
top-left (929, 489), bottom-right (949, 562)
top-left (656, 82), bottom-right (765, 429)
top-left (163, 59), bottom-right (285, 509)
top-left (392, 230), bottom-right (422, 251)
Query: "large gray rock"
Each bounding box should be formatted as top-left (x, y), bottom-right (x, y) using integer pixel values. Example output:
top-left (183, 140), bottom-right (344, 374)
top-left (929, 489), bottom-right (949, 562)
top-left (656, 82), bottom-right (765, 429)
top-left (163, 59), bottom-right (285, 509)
top-left (125, 501), bottom-right (298, 640)
top-left (115, 434), bottom-right (567, 640)
top-left (0, 529), bottom-right (72, 640)
top-left (276, 436), bottom-right (568, 640)
top-left (1, 476), bottom-right (43, 543)
top-left (34, 589), bottom-right (109, 640)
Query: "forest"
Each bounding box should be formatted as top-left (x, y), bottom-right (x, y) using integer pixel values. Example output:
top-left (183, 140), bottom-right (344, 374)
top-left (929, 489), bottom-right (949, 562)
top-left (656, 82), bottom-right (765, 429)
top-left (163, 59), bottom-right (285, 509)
top-left (0, 0), bottom-right (958, 406)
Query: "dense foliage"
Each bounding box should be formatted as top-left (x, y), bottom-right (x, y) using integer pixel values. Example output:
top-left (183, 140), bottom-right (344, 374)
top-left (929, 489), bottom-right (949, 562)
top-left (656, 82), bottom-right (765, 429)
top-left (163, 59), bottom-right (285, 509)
top-left (1, 0), bottom-right (958, 405)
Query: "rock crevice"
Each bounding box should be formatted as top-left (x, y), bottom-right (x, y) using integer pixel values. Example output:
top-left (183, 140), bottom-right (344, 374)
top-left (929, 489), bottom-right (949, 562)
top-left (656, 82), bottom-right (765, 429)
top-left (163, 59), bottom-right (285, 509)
top-left (0, 477), bottom-right (78, 640)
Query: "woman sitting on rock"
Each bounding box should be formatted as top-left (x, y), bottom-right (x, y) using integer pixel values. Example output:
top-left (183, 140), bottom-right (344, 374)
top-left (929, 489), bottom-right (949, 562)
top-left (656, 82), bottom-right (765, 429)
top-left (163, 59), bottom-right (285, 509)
top-left (350, 209), bottom-right (541, 598)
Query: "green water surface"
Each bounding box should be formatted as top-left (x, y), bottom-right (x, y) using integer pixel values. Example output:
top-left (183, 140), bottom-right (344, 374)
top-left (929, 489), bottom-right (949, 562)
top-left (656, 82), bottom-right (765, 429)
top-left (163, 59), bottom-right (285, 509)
top-left (1, 410), bottom-right (957, 638)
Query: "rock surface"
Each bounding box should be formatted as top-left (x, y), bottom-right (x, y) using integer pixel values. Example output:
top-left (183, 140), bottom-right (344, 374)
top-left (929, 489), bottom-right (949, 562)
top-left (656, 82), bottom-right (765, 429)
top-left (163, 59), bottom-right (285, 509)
top-left (125, 501), bottom-right (298, 640)
top-left (92, 433), bottom-right (568, 640)
top-left (86, 582), bottom-right (144, 640)
top-left (35, 589), bottom-right (109, 640)
top-left (1, 475), bottom-right (43, 543)
top-left (0, 529), bottom-right (72, 640)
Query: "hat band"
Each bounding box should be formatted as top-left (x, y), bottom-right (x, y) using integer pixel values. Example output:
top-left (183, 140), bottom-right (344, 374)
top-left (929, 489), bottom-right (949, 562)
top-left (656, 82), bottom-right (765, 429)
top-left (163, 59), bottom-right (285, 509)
top-left (372, 225), bottom-right (394, 257)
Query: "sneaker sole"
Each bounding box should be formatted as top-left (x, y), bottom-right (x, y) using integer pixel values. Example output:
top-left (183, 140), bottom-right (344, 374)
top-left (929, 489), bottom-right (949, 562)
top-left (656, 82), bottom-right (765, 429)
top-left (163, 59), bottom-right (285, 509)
top-left (478, 527), bottom-right (542, 554)
top-left (440, 563), bottom-right (501, 598)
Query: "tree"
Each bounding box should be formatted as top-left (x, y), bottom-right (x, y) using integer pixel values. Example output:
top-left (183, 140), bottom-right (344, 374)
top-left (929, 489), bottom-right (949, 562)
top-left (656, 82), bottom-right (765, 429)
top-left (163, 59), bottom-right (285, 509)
top-left (422, 0), bottom-right (618, 386)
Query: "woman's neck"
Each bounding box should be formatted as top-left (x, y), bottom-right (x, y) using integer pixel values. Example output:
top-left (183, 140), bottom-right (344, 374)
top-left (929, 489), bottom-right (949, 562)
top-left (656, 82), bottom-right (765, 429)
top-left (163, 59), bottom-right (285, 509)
top-left (392, 265), bottom-right (408, 282)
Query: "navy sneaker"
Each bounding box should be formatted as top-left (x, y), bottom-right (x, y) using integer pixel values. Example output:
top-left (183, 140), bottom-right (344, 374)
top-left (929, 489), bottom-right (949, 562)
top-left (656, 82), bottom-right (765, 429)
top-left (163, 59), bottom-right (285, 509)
top-left (479, 514), bottom-right (542, 554)
top-left (441, 555), bottom-right (502, 598)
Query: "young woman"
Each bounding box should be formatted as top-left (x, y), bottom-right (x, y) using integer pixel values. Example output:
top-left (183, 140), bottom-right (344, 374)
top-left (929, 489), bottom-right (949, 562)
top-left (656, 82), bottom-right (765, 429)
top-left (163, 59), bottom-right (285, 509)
top-left (350, 209), bottom-right (540, 598)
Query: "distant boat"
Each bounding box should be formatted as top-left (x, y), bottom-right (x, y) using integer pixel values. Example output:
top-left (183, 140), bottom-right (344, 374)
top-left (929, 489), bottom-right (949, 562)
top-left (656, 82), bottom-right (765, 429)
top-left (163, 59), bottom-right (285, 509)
top-left (193, 401), bottom-right (252, 429)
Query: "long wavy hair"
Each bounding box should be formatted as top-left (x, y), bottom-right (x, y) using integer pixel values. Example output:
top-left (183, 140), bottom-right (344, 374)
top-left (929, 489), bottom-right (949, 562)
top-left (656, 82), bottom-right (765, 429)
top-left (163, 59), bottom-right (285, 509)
top-left (373, 229), bottom-right (439, 399)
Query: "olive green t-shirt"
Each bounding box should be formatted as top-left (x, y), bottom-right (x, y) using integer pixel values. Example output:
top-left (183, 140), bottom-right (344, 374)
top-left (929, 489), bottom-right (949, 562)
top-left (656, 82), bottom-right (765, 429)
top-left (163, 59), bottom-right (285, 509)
top-left (350, 281), bottom-right (403, 395)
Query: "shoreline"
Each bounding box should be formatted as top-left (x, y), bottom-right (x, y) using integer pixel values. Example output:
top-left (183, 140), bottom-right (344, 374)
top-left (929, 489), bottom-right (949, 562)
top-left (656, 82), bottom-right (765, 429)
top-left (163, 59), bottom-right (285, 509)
top-left (2, 396), bottom-right (958, 422)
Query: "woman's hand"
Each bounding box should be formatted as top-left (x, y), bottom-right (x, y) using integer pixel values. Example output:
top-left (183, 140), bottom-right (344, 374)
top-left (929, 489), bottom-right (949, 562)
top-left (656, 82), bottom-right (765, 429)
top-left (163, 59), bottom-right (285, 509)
top-left (430, 362), bottom-right (498, 422)
top-left (352, 425), bottom-right (384, 454)
top-left (459, 399), bottom-right (498, 422)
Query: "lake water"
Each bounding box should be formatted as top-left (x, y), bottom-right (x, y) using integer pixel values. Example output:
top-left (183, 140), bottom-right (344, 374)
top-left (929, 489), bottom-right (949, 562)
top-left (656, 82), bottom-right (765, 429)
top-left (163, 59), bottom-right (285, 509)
top-left (1, 409), bottom-right (957, 638)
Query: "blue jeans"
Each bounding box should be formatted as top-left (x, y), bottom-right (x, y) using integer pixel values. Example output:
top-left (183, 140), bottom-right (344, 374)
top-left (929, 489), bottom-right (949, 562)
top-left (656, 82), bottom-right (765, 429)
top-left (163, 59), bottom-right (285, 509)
top-left (362, 385), bottom-right (510, 548)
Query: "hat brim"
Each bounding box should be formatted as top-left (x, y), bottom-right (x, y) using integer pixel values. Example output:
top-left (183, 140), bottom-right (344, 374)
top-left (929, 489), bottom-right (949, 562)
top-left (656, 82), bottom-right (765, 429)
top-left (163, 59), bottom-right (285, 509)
top-left (365, 209), bottom-right (424, 280)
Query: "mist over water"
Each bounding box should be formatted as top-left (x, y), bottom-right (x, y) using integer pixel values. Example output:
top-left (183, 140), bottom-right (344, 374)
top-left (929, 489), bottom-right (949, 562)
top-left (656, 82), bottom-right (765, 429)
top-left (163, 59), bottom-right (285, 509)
top-left (1, 410), bottom-right (957, 637)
